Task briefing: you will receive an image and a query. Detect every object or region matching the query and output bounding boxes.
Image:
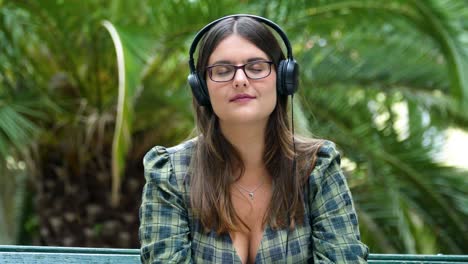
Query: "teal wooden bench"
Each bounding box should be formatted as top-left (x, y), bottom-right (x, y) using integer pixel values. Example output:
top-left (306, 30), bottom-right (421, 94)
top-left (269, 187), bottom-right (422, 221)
top-left (1, 245), bottom-right (467, 263)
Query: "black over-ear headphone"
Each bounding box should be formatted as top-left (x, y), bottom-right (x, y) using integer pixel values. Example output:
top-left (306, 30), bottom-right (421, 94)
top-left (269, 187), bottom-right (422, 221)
top-left (187, 14), bottom-right (299, 106)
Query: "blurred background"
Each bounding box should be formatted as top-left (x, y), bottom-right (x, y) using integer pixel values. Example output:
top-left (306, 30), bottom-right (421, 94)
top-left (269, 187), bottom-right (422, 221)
top-left (0, 0), bottom-right (467, 254)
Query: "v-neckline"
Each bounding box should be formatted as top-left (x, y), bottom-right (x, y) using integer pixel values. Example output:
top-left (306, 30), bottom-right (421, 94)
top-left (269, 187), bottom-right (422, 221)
top-left (228, 226), bottom-right (268, 264)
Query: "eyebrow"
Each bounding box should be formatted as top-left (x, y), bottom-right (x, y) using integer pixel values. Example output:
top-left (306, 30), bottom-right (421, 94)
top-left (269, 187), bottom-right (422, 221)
top-left (210, 57), bottom-right (269, 65)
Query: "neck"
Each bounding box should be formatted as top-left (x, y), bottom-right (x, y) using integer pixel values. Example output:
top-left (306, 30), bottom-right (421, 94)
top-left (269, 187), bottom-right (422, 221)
top-left (220, 120), bottom-right (266, 170)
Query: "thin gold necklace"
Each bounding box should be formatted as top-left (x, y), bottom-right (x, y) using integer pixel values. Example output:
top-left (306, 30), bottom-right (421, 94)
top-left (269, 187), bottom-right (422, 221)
top-left (235, 180), bottom-right (265, 200)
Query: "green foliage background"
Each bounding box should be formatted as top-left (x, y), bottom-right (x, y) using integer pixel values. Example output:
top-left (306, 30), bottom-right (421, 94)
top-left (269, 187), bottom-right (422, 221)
top-left (0, 0), bottom-right (467, 254)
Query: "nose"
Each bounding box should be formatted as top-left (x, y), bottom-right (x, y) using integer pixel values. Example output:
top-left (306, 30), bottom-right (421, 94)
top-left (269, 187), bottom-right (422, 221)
top-left (232, 68), bottom-right (249, 88)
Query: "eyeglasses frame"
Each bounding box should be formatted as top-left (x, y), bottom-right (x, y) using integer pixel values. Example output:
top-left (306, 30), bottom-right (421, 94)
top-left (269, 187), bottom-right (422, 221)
top-left (205, 60), bottom-right (274, 83)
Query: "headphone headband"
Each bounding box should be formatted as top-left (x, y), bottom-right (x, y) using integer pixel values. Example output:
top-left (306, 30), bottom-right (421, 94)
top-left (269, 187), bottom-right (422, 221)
top-left (188, 14), bottom-right (294, 73)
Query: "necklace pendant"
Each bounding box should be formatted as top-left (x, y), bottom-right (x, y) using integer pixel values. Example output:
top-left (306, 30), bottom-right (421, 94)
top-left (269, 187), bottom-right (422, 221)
top-left (249, 192), bottom-right (254, 200)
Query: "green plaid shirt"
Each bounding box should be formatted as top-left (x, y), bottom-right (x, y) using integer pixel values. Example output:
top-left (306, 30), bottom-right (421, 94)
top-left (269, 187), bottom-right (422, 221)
top-left (139, 139), bottom-right (368, 263)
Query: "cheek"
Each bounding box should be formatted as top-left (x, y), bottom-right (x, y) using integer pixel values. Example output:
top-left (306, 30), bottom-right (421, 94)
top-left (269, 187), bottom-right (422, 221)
top-left (206, 81), bottom-right (220, 99)
top-left (267, 90), bottom-right (278, 113)
top-left (206, 82), bottom-right (225, 113)
top-left (265, 79), bottom-right (278, 111)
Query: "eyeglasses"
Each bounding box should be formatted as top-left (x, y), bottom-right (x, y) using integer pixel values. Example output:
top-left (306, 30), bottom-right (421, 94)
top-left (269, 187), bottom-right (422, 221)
top-left (206, 60), bottom-right (273, 82)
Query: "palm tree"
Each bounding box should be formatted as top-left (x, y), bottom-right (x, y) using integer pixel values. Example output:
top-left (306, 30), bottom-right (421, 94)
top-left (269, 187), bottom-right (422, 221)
top-left (0, 0), bottom-right (466, 253)
top-left (271, 0), bottom-right (468, 253)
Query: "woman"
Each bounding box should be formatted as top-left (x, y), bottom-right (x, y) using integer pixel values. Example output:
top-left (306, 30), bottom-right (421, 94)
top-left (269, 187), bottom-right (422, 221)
top-left (139, 14), bottom-right (369, 263)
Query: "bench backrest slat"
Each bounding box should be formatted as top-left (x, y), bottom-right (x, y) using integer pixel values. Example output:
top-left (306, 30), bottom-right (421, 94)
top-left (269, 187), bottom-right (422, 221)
top-left (0, 252), bottom-right (139, 264)
top-left (370, 253), bottom-right (468, 261)
top-left (1, 246), bottom-right (467, 263)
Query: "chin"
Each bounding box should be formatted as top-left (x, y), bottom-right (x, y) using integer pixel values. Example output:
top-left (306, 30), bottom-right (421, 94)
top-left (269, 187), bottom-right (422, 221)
top-left (222, 114), bottom-right (270, 125)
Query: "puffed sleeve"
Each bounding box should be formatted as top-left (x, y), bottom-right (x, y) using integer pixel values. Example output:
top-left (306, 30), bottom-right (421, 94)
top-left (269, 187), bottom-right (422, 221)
top-left (139, 146), bottom-right (192, 264)
top-left (308, 141), bottom-right (369, 263)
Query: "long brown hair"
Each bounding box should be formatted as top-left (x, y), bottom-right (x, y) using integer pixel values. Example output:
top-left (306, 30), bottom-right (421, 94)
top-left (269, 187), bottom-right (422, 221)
top-left (189, 16), bottom-right (322, 234)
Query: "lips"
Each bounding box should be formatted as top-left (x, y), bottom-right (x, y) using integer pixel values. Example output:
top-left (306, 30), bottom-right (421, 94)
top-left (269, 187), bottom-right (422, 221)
top-left (229, 93), bottom-right (256, 102)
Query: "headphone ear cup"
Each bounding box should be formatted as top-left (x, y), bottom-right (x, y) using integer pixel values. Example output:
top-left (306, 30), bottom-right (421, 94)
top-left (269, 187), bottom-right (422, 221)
top-left (277, 60), bottom-right (287, 95)
top-left (188, 73), bottom-right (210, 106)
top-left (277, 59), bottom-right (298, 95)
top-left (283, 59), bottom-right (299, 95)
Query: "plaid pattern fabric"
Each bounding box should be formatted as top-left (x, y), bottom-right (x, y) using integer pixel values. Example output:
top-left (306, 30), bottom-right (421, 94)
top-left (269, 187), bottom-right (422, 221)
top-left (139, 139), bottom-right (369, 263)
